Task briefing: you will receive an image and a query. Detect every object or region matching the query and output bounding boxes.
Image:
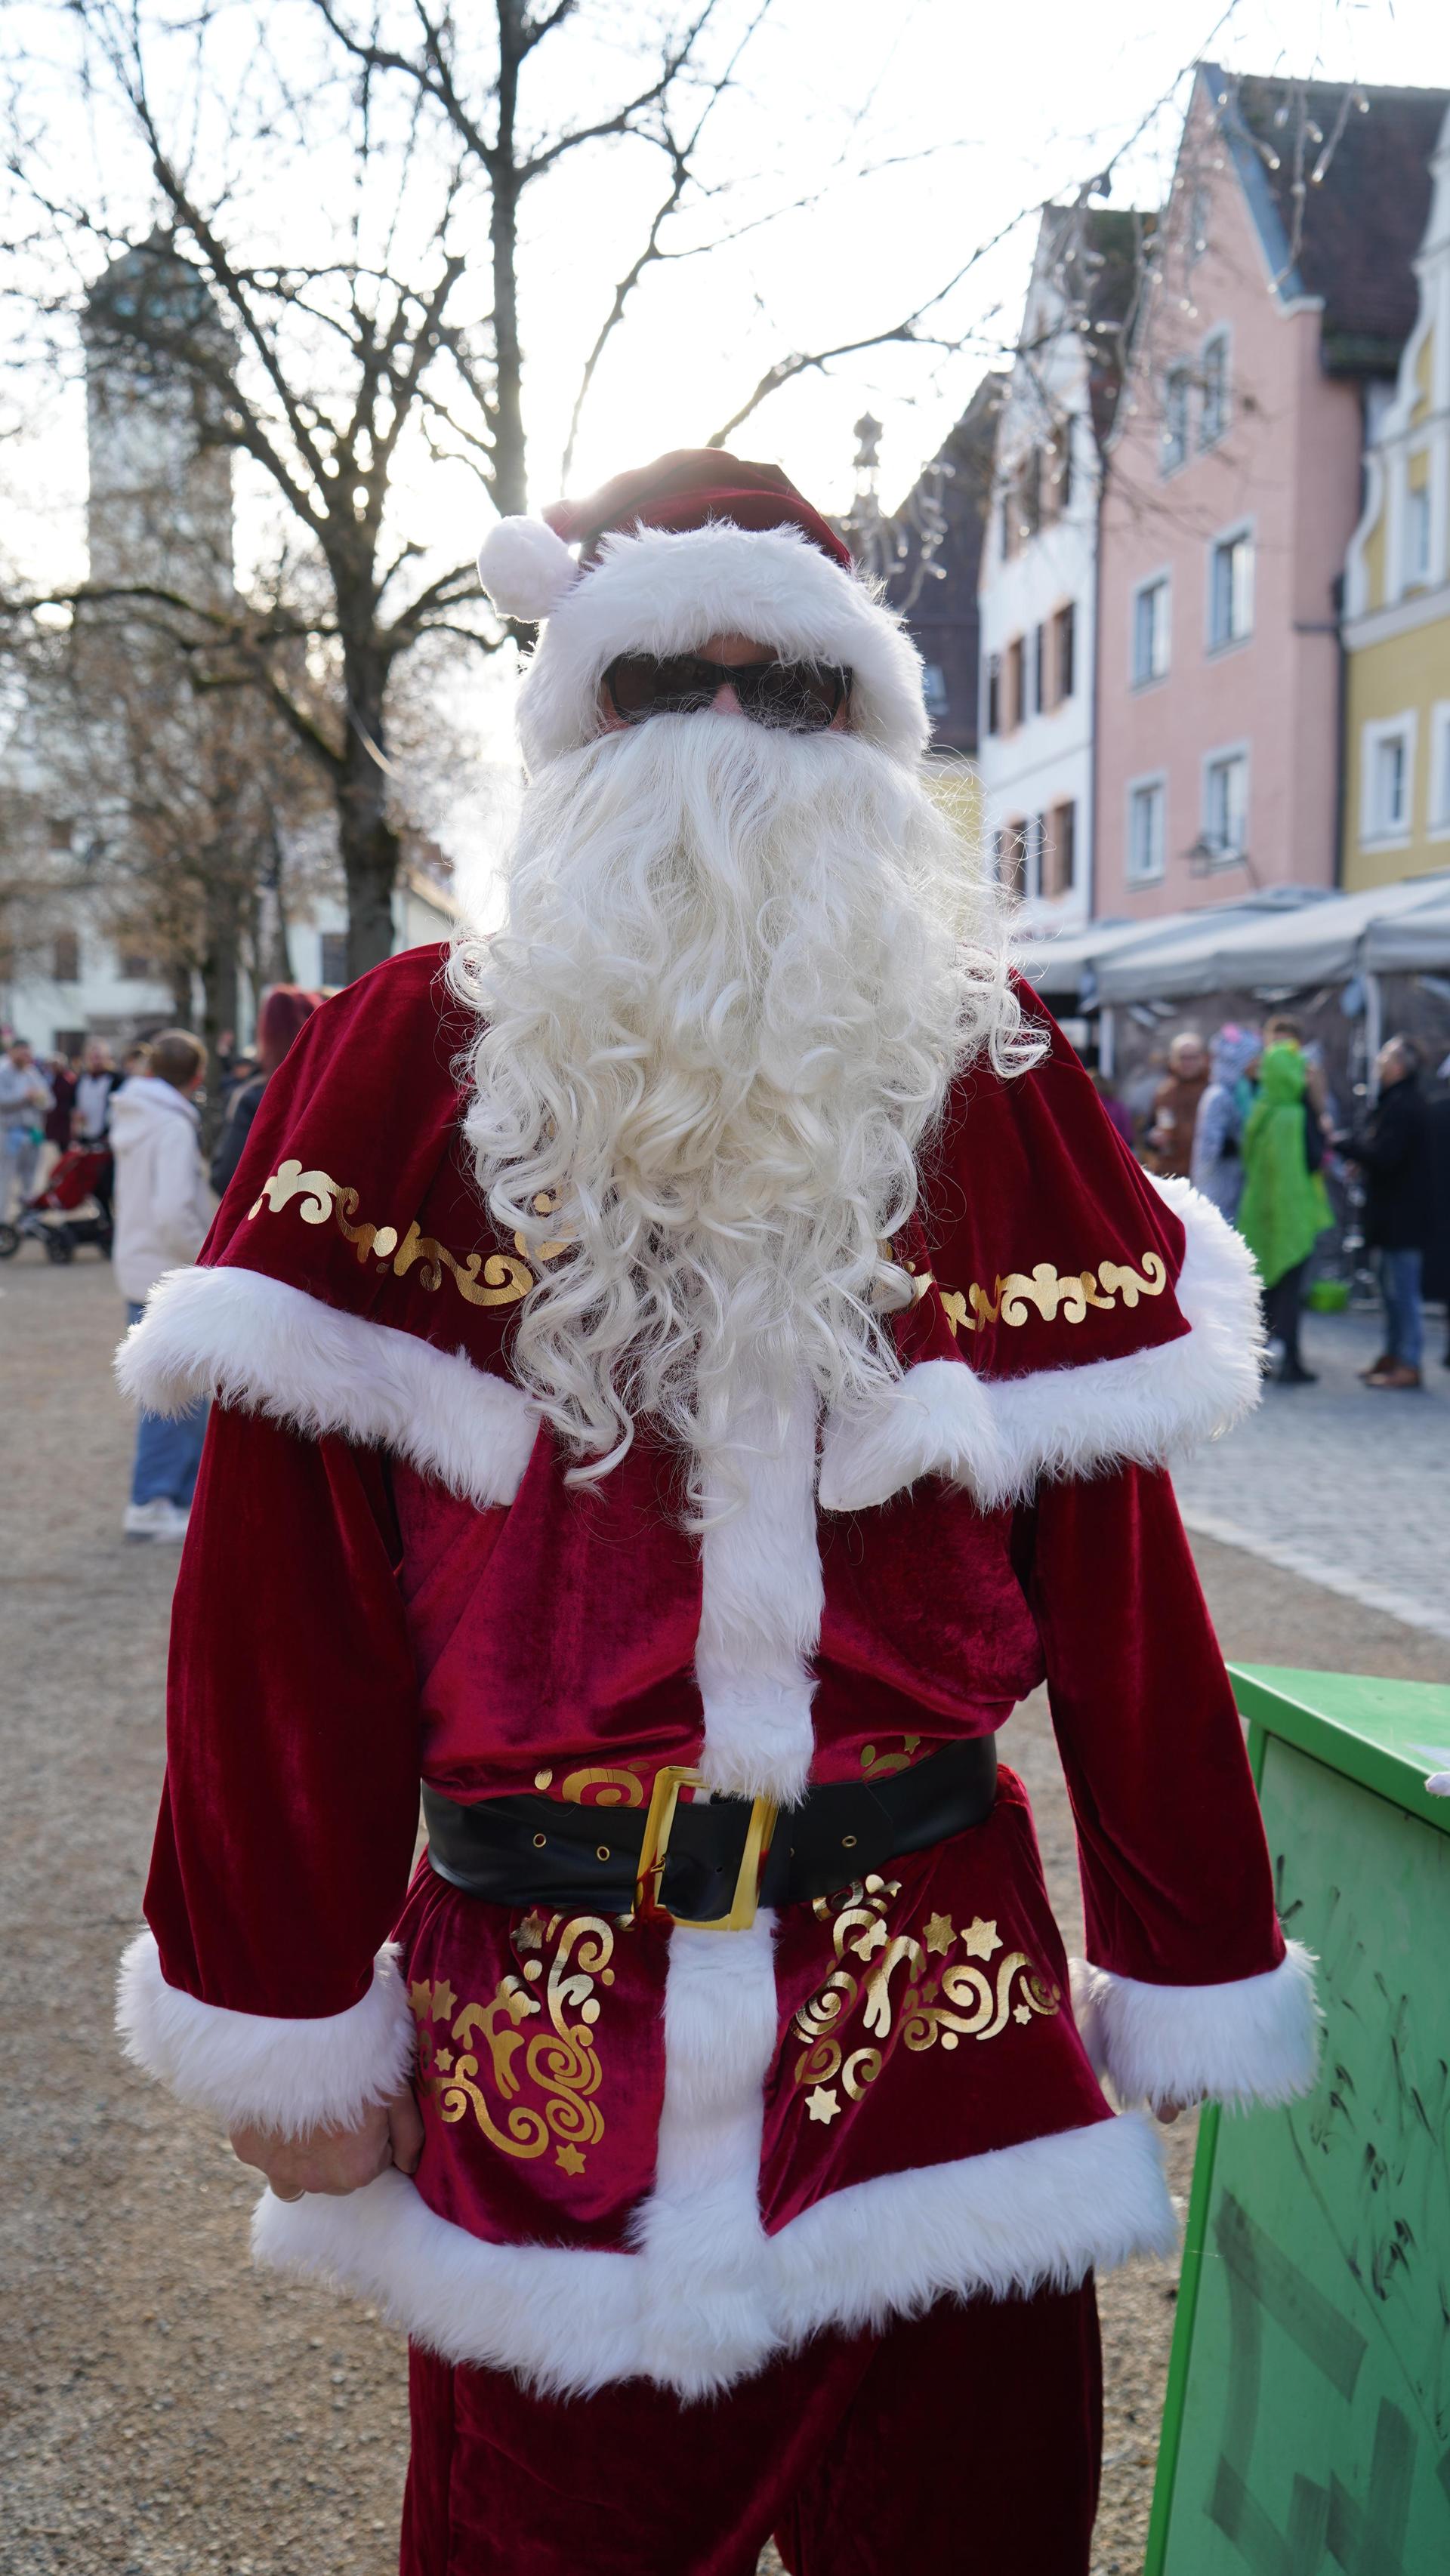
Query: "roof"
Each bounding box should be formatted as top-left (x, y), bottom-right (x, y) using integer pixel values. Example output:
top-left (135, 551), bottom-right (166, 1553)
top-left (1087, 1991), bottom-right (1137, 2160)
top-left (1207, 69), bottom-right (1450, 372)
top-left (1030, 202), bottom-right (1157, 445)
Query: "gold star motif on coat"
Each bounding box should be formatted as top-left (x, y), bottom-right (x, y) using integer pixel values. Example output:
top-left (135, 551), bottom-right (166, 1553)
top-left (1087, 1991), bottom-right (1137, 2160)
top-left (961, 1917), bottom-right (1001, 1961)
top-left (555, 2144), bottom-right (587, 2175)
top-left (433, 2047), bottom-right (454, 2073)
top-left (923, 1912), bottom-right (955, 1955)
top-left (514, 1911), bottom-right (547, 1953)
top-left (806, 2085), bottom-right (841, 2125)
top-left (1013, 2004), bottom-right (1033, 2026)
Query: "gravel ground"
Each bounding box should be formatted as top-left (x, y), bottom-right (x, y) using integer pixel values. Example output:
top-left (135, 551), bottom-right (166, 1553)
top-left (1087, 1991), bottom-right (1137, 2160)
top-left (2, 1255), bottom-right (1445, 2575)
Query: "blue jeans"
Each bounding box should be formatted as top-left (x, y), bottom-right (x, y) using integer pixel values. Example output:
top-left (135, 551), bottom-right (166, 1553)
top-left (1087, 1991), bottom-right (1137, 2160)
top-left (126, 1299), bottom-right (209, 1504)
top-left (1379, 1249), bottom-right (1424, 1371)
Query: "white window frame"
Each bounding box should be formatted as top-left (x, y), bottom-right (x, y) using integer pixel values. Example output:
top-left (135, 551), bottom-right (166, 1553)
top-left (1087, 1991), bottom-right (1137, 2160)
top-left (1200, 740), bottom-right (1251, 866)
top-left (1126, 771), bottom-right (1168, 886)
top-left (1130, 569), bottom-right (1172, 687)
top-left (1359, 713), bottom-right (1418, 848)
top-left (1403, 471), bottom-right (1433, 590)
top-left (1207, 519), bottom-right (1255, 652)
top-left (1161, 366), bottom-right (1189, 476)
top-left (1198, 328), bottom-right (1231, 450)
top-left (1430, 702), bottom-right (1450, 841)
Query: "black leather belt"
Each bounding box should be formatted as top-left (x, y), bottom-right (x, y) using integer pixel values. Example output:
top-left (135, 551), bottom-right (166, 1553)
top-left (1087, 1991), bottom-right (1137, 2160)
top-left (421, 1735), bottom-right (998, 1930)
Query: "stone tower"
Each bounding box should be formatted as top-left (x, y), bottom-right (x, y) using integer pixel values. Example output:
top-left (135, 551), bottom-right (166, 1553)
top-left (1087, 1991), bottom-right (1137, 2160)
top-left (82, 232), bottom-right (235, 603)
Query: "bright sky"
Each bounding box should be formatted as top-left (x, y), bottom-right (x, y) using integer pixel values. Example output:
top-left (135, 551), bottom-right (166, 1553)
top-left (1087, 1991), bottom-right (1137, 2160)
top-left (507, 0), bottom-right (1450, 520)
top-left (2, 0), bottom-right (1445, 890)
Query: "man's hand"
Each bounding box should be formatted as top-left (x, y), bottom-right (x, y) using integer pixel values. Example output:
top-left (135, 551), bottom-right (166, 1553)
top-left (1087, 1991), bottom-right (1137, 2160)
top-left (230, 2084), bottom-right (424, 2199)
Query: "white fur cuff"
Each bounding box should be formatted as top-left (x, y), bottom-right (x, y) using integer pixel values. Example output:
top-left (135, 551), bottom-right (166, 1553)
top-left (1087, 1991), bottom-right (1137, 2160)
top-left (117, 1932), bottom-right (415, 2137)
top-left (1072, 1942), bottom-right (1321, 2112)
top-left (116, 1264), bottom-right (540, 1511)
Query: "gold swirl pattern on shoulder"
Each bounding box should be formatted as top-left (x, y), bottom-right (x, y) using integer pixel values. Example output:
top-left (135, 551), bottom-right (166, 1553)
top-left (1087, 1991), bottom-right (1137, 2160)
top-left (248, 1160), bottom-right (570, 1313)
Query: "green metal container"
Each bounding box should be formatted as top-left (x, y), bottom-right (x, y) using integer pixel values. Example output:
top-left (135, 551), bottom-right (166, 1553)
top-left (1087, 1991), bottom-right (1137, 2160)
top-left (1145, 1665), bottom-right (1450, 2574)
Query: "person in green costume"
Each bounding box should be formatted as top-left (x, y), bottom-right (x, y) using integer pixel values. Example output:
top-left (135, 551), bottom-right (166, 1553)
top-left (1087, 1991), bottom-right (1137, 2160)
top-left (1238, 1039), bottom-right (1333, 1385)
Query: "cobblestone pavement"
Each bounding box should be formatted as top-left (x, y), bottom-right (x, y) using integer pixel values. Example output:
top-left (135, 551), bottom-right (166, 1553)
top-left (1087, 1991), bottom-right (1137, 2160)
top-left (2, 1256), bottom-right (1445, 2576)
top-left (1175, 1302), bottom-right (1450, 1641)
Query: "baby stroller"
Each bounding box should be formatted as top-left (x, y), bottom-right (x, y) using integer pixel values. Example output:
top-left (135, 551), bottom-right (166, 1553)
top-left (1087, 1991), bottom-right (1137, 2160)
top-left (0, 1145), bottom-right (113, 1262)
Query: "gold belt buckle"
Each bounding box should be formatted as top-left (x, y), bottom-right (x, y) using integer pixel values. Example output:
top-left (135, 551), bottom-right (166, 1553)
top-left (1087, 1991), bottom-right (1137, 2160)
top-left (634, 1764), bottom-right (779, 1932)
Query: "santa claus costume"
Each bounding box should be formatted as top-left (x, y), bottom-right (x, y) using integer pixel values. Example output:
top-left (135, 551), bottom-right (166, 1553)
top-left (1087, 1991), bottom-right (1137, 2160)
top-left (116, 452), bottom-right (1319, 2575)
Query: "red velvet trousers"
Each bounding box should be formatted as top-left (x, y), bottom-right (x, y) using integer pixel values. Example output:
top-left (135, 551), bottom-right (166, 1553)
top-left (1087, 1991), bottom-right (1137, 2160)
top-left (400, 2281), bottom-right (1102, 2575)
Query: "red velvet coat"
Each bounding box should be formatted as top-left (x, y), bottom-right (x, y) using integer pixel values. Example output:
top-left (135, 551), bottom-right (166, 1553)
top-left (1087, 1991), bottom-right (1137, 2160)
top-left (116, 944), bottom-right (1318, 2398)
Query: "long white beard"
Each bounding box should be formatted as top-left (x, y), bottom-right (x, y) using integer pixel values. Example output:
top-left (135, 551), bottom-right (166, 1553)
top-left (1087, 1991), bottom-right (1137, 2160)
top-left (449, 713), bottom-right (1035, 1513)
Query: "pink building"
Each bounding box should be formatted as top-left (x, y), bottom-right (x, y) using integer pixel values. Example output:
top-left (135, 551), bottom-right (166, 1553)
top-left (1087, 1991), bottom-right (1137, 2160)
top-left (1095, 67), bottom-right (1448, 918)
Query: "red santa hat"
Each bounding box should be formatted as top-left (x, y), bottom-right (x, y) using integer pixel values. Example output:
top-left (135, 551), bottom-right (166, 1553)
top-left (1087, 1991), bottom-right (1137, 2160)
top-left (477, 448), bottom-right (929, 775)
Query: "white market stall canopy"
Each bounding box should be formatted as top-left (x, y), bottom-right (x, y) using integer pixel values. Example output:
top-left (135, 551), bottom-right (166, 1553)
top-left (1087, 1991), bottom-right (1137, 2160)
top-left (1362, 879), bottom-right (1450, 973)
top-left (1092, 874), bottom-right (1450, 1003)
top-left (1013, 887), bottom-right (1328, 1003)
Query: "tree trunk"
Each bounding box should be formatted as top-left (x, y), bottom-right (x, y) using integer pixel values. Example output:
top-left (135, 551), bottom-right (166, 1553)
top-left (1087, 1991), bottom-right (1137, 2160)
top-left (339, 725), bottom-right (402, 981)
top-left (199, 889), bottom-right (243, 1139)
top-left (489, 2), bottom-right (529, 518)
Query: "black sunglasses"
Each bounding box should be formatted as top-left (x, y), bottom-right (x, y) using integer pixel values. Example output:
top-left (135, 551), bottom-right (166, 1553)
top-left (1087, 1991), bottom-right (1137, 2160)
top-left (603, 652), bottom-right (851, 733)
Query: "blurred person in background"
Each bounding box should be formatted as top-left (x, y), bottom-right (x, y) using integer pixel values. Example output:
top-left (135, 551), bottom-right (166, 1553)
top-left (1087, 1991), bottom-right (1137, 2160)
top-left (1145, 1031), bottom-right (1208, 1178)
top-left (1239, 1037), bottom-right (1333, 1385)
top-left (0, 1037), bottom-right (54, 1220)
top-left (73, 1039), bottom-right (123, 1226)
top-left (111, 1031), bottom-right (214, 1539)
top-left (209, 987), bottom-right (319, 1196)
top-left (73, 1038), bottom-right (122, 1147)
top-left (43, 1049), bottom-right (79, 1170)
top-left (1347, 1035), bottom-right (1431, 1392)
top-left (1190, 1025), bottom-right (1260, 1220)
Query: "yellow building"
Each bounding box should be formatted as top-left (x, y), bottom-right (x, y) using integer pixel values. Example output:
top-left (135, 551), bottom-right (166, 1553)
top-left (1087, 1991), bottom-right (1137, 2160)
top-left (1342, 101), bottom-right (1450, 890)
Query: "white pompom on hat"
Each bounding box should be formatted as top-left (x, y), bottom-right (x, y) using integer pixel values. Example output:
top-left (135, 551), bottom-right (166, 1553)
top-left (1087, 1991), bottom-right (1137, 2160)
top-left (477, 448), bottom-right (929, 775)
top-left (476, 514), bottom-right (582, 623)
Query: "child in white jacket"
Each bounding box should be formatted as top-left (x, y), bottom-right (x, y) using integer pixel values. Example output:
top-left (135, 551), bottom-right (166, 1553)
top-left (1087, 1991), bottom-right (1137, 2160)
top-left (111, 1031), bottom-right (214, 1539)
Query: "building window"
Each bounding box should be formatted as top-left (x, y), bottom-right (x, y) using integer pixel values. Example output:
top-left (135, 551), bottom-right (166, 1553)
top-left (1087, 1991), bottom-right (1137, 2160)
top-left (1360, 716), bottom-right (1416, 844)
top-left (319, 930), bottom-right (350, 987)
top-left (921, 662), bottom-right (949, 723)
top-left (1006, 636), bottom-right (1026, 732)
top-left (1360, 716), bottom-right (1416, 843)
top-left (1199, 332), bottom-right (1229, 448)
top-left (1131, 575), bottom-right (1171, 686)
top-left (996, 821), bottom-right (1028, 898)
top-left (48, 815), bottom-right (74, 852)
top-left (985, 653), bottom-right (1001, 736)
top-left (1032, 624), bottom-right (1047, 719)
top-left (1404, 480), bottom-right (1432, 588)
top-left (1208, 528), bottom-right (1254, 649)
top-left (1127, 777), bottom-right (1167, 884)
top-left (1043, 800), bottom-right (1076, 898)
top-left (1430, 704), bottom-right (1450, 835)
top-left (1052, 602), bottom-right (1075, 704)
top-left (52, 929), bottom-right (80, 981)
top-left (1161, 367), bottom-right (1189, 473)
top-left (1202, 749), bottom-right (1249, 862)
top-left (118, 947), bottom-right (160, 981)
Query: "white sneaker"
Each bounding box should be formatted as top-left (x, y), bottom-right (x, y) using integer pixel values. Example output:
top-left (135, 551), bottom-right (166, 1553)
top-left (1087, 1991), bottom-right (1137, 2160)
top-left (123, 1498), bottom-right (190, 1542)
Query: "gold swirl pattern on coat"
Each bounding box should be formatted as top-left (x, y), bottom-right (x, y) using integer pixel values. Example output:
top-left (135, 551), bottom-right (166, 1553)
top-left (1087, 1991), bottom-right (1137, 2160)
top-left (248, 1162), bottom-right (569, 1312)
top-left (929, 1252), bottom-right (1168, 1338)
top-left (409, 1911), bottom-right (616, 2175)
top-left (791, 1882), bottom-right (1060, 2120)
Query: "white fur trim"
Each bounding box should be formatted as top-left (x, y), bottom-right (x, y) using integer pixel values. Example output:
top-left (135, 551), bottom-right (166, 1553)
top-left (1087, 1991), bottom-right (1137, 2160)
top-left (116, 1264), bottom-right (540, 1511)
top-left (694, 1378), bottom-right (821, 1803)
top-left (477, 515), bottom-right (582, 622)
top-left (819, 1176), bottom-right (1265, 1512)
top-left (1072, 1942), bottom-right (1321, 2112)
top-left (517, 521), bottom-right (927, 775)
top-left (253, 2094), bottom-right (1173, 2398)
top-left (117, 1931), bottom-right (415, 2137)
